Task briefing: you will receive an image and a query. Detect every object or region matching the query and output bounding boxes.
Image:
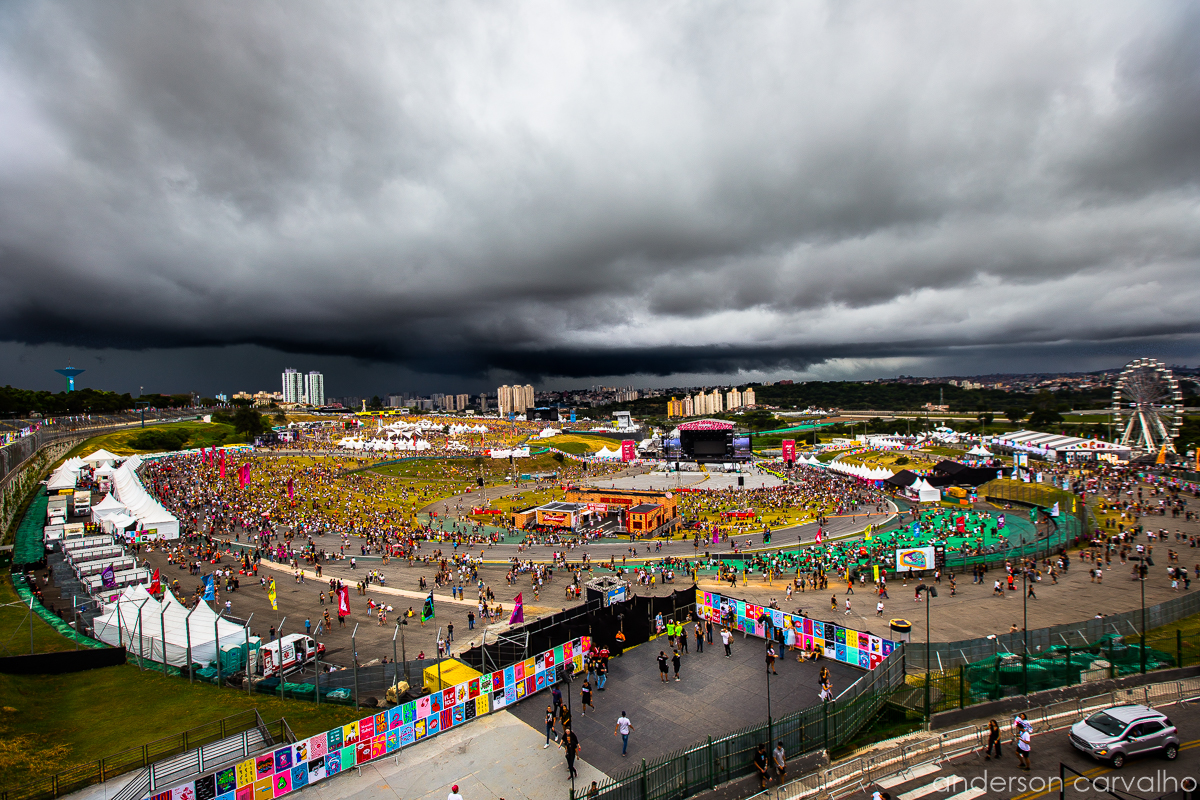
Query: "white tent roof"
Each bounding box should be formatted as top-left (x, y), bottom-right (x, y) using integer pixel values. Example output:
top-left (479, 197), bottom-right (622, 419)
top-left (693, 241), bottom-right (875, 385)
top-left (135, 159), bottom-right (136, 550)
top-left (92, 493), bottom-right (125, 512)
top-left (93, 586), bottom-right (247, 668)
top-left (967, 445), bottom-right (992, 456)
top-left (112, 455), bottom-right (180, 538)
top-left (83, 448), bottom-right (122, 466)
top-left (47, 460), bottom-right (81, 491)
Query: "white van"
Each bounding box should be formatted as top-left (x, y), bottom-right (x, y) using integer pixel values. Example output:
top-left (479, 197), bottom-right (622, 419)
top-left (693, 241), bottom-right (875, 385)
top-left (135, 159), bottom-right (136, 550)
top-left (257, 634), bottom-right (325, 677)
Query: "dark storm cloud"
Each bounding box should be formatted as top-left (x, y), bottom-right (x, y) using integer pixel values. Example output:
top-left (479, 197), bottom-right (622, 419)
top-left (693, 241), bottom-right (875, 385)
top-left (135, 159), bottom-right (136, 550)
top-left (1, 0), bottom-right (1199, 387)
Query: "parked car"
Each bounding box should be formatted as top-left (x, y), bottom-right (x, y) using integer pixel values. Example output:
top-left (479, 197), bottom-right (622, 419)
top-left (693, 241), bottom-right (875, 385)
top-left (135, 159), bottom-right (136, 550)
top-left (1069, 704), bottom-right (1179, 768)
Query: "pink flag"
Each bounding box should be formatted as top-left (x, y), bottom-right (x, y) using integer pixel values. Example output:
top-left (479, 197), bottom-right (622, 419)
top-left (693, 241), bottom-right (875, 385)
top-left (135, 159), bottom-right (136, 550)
top-left (509, 593), bottom-right (524, 625)
top-left (219, 449), bottom-right (225, 479)
top-left (287, 478), bottom-right (294, 500)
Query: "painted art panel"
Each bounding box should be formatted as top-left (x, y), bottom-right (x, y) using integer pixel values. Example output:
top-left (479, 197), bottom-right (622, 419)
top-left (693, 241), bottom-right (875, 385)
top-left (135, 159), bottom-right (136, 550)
top-left (236, 760), bottom-right (257, 788)
top-left (359, 715), bottom-right (375, 740)
top-left (342, 721), bottom-right (359, 746)
top-left (418, 695), bottom-right (432, 718)
top-left (292, 740), bottom-right (309, 765)
top-left (308, 734), bottom-right (327, 759)
top-left (255, 756), bottom-right (275, 781)
top-left (215, 768), bottom-right (237, 796)
top-left (195, 775), bottom-right (217, 800)
top-left (252, 778), bottom-right (273, 800)
top-left (386, 729), bottom-right (400, 753)
top-left (173, 784), bottom-right (197, 800)
top-left (475, 694), bottom-right (489, 717)
top-left (355, 740), bottom-right (372, 764)
top-left (326, 750), bottom-right (342, 776)
top-left (272, 770), bottom-right (291, 797)
top-left (308, 757), bottom-right (326, 782)
top-left (387, 707), bottom-right (402, 730)
top-left (414, 719), bottom-right (427, 741)
top-left (399, 723), bottom-right (415, 746)
top-left (273, 747), bottom-right (293, 775)
top-left (845, 630), bottom-right (858, 650)
top-left (236, 785), bottom-right (253, 800)
top-left (370, 734), bottom-right (386, 759)
top-left (469, 678), bottom-right (480, 698)
top-left (290, 765), bottom-right (308, 791)
top-left (340, 747), bottom-right (356, 771)
top-left (326, 727), bottom-right (343, 752)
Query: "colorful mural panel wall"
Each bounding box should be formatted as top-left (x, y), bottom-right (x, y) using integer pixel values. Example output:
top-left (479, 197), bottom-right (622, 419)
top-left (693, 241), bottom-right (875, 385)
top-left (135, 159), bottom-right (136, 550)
top-left (146, 636), bottom-right (591, 800)
top-left (695, 590), bottom-right (895, 670)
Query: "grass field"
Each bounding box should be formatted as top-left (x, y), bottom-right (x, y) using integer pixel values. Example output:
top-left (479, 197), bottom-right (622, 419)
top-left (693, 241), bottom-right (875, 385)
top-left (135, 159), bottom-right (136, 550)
top-left (64, 420), bottom-right (240, 456)
top-left (0, 577), bottom-right (79, 656)
top-left (0, 664), bottom-right (363, 776)
top-left (542, 433), bottom-right (622, 455)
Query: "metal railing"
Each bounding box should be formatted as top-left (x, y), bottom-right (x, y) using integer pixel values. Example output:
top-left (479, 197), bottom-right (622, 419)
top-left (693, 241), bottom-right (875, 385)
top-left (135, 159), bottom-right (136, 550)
top-left (0, 710), bottom-right (282, 800)
top-left (575, 646), bottom-right (907, 800)
top-left (762, 674), bottom-right (1200, 800)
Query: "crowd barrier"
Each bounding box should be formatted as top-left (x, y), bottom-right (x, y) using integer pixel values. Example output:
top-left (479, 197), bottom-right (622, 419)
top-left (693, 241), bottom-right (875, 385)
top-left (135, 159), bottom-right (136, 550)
top-left (145, 636), bottom-right (591, 800)
top-left (754, 673), bottom-right (1200, 800)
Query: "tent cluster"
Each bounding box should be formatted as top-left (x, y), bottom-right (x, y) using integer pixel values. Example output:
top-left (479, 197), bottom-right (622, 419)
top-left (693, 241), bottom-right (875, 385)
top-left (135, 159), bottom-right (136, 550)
top-left (47, 456), bottom-right (85, 492)
top-left (90, 492), bottom-right (138, 534)
top-left (486, 447), bottom-right (531, 459)
top-left (825, 459), bottom-right (896, 482)
top-left (336, 433), bottom-right (433, 452)
top-left (537, 427), bottom-right (560, 438)
top-left (113, 455), bottom-right (180, 538)
top-left (93, 584), bottom-right (249, 668)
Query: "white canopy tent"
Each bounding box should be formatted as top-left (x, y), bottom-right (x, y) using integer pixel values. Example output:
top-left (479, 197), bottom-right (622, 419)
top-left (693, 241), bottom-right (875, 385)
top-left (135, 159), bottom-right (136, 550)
top-left (47, 457), bottom-right (85, 492)
top-left (112, 455), bottom-right (180, 539)
top-left (908, 478), bottom-right (942, 503)
top-left (82, 448), bottom-right (122, 467)
top-left (93, 585), bottom-right (248, 668)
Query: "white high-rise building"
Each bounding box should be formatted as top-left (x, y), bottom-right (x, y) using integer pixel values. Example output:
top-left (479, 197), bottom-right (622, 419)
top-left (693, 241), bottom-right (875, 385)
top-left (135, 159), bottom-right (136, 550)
top-left (520, 384), bottom-right (535, 412)
top-left (742, 387), bottom-right (755, 407)
top-left (455, 393), bottom-right (470, 411)
top-left (282, 369), bottom-right (304, 403)
top-left (305, 371), bottom-right (325, 407)
top-left (497, 385), bottom-right (513, 415)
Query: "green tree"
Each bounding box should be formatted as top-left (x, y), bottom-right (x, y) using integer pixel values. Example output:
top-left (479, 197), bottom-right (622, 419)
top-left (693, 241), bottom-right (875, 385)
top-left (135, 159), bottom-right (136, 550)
top-left (1005, 408), bottom-right (1026, 423)
top-left (231, 407), bottom-right (268, 436)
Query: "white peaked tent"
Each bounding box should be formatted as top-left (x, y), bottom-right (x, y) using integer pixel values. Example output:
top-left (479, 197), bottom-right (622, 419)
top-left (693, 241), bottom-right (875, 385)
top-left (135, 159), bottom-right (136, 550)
top-left (910, 478), bottom-right (941, 503)
top-left (112, 455), bottom-right (180, 538)
top-left (90, 493), bottom-right (127, 524)
top-left (47, 457), bottom-right (85, 492)
top-left (83, 448), bottom-right (122, 467)
top-left (967, 445), bottom-right (992, 457)
top-left (93, 586), bottom-right (248, 668)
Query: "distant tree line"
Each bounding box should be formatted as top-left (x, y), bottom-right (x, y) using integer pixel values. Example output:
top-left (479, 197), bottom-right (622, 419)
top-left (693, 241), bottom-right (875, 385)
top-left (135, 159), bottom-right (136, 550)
top-left (0, 386), bottom-right (199, 417)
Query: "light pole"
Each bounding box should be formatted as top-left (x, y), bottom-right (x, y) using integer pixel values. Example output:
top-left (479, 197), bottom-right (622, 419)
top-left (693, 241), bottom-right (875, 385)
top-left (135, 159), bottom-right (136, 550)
top-left (1022, 562), bottom-right (1028, 695)
top-left (917, 584), bottom-right (937, 718)
top-left (1138, 559), bottom-right (1148, 674)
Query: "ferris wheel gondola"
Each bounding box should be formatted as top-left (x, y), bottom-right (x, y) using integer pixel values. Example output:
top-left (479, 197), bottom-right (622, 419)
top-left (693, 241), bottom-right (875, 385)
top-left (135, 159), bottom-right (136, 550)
top-left (1111, 358), bottom-right (1183, 454)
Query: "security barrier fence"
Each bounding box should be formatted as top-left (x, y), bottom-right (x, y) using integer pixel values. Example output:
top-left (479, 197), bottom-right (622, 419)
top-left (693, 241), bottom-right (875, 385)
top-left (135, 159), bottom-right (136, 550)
top-left (0, 710), bottom-right (283, 800)
top-left (757, 674), bottom-right (1200, 800)
top-left (904, 589), bottom-right (1200, 670)
top-left (575, 645), bottom-right (906, 800)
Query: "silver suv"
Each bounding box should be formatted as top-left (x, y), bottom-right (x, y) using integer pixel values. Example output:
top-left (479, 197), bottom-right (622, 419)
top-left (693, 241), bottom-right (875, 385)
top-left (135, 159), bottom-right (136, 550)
top-left (1069, 704), bottom-right (1179, 768)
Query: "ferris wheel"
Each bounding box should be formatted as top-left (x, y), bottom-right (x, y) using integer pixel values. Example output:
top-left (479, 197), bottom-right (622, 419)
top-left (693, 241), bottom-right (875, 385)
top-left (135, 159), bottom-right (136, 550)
top-left (1111, 358), bottom-right (1183, 454)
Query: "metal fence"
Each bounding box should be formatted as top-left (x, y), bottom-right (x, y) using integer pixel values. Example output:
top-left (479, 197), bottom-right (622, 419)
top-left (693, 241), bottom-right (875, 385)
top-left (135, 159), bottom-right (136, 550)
top-left (904, 589), bottom-right (1200, 670)
top-left (0, 710), bottom-right (284, 800)
top-left (758, 674), bottom-right (1200, 800)
top-left (575, 646), bottom-right (907, 800)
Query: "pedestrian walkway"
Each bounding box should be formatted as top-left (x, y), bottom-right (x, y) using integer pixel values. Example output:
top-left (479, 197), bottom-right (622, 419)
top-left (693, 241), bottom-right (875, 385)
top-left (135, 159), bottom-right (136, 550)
top-left (296, 710), bottom-right (606, 800)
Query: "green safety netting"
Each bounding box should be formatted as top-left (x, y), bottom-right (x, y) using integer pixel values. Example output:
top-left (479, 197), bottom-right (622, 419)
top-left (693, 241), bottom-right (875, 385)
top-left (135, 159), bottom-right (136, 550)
top-left (963, 634), bottom-right (1176, 701)
top-left (10, 572), bottom-right (107, 648)
top-left (13, 486), bottom-right (49, 567)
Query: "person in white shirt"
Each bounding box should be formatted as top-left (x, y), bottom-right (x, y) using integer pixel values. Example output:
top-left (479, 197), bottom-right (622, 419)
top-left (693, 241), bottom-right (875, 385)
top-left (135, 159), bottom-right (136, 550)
top-left (721, 627), bottom-right (732, 657)
top-left (447, 785), bottom-right (463, 800)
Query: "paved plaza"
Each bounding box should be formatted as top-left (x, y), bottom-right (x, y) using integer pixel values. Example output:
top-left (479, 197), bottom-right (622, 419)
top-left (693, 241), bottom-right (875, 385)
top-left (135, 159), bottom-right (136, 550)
top-left (506, 627), bottom-right (859, 776)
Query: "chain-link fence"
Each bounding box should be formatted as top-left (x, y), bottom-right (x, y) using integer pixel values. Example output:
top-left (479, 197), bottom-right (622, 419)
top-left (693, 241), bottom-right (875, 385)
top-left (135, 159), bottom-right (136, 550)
top-left (576, 646), bottom-right (907, 800)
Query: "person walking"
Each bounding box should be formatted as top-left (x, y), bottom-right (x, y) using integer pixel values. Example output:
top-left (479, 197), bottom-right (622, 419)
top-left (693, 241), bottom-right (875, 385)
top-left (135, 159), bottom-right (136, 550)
top-left (845, 598), bottom-right (852, 616)
top-left (772, 741), bottom-right (787, 783)
top-left (876, 600), bottom-right (884, 617)
top-left (765, 643), bottom-right (778, 675)
top-left (447, 785), bottom-right (463, 800)
top-left (657, 650), bottom-right (670, 683)
top-left (581, 680), bottom-right (594, 715)
top-left (695, 623), bottom-right (704, 653)
top-left (984, 719), bottom-right (1002, 760)
top-left (721, 627), bottom-right (732, 657)
top-left (544, 705), bottom-right (559, 748)
top-left (1016, 725), bottom-right (1031, 771)
top-left (560, 726), bottom-right (579, 779)
top-left (615, 712), bottom-right (634, 757)
top-left (551, 682), bottom-right (563, 716)
top-left (672, 650), bottom-right (682, 681)
top-left (753, 743), bottom-right (770, 789)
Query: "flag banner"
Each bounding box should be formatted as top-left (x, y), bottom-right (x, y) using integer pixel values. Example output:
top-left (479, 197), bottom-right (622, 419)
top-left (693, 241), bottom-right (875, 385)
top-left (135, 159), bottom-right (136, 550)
top-left (150, 569), bottom-right (161, 595)
top-left (219, 449), bottom-right (226, 480)
top-left (815, 527), bottom-right (823, 544)
top-left (509, 593), bottom-right (524, 625)
top-left (101, 565), bottom-right (116, 588)
top-left (421, 592), bottom-right (435, 622)
top-left (268, 578), bottom-right (278, 611)
top-left (337, 586), bottom-right (351, 617)
top-left (203, 575), bottom-right (215, 601)
top-left (287, 478), bottom-right (294, 500)
top-left (1050, 501), bottom-right (1060, 517)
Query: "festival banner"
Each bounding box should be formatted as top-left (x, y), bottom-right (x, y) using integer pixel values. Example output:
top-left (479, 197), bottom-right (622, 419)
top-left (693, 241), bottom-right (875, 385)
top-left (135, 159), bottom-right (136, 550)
top-left (268, 578), bottom-right (278, 611)
top-left (781, 439), bottom-right (796, 463)
top-left (620, 440), bottom-right (636, 461)
top-left (693, 589), bottom-right (896, 672)
top-left (336, 586), bottom-right (351, 617)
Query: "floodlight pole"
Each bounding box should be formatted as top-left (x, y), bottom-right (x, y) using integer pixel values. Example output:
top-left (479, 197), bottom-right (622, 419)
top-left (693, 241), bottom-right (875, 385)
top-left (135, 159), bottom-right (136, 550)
top-left (352, 623), bottom-right (360, 709)
top-left (160, 606), bottom-right (168, 677)
top-left (276, 616), bottom-right (287, 699)
top-left (185, 603), bottom-right (199, 683)
top-left (215, 609), bottom-right (225, 688)
top-left (244, 612), bottom-right (254, 695)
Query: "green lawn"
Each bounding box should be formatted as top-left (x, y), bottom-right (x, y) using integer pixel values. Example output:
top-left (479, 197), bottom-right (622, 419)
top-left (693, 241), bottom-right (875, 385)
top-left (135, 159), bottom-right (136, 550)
top-left (60, 420), bottom-right (241, 457)
top-left (0, 577), bottom-right (79, 656)
top-left (0, 665), bottom-right (363, 776)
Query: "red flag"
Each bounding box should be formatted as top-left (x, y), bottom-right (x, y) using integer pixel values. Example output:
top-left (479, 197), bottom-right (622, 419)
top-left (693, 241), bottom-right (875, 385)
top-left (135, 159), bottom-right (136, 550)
top-left (337, 585), bottom-right (351, 617)
top-left (287, 478), bottom-right (294, 500)
top-left (199, 447), bottom-right (206, 464)
top-left (815, 527), bottom-right (823, 544)
top-left (219, 449), bottom-right (226, 479)
top-left (509, 593), bottom-right (524, 625)
top-left (150, 569), bottom-right (160, 595)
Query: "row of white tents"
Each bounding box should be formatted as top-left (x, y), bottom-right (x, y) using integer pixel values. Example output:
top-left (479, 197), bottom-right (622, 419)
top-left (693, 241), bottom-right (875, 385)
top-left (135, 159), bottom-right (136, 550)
top-left (336, 436), bottom-right (433, 452)
top-left (112, 455), bottom-right (180, 538)
top-left (93, 584), bottom-right (248, 668)
top-left (824, 460), bottom-right (897, 482)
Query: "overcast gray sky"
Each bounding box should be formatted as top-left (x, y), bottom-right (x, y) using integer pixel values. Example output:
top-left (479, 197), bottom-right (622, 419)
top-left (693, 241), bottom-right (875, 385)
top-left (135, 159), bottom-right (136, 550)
top-left (2, 1), bottom-right (1199, 397)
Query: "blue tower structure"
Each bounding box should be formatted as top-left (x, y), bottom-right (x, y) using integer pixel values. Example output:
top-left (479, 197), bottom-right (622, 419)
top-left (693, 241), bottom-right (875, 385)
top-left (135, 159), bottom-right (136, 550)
top-left (55, 366), bottom-right (84, 392)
